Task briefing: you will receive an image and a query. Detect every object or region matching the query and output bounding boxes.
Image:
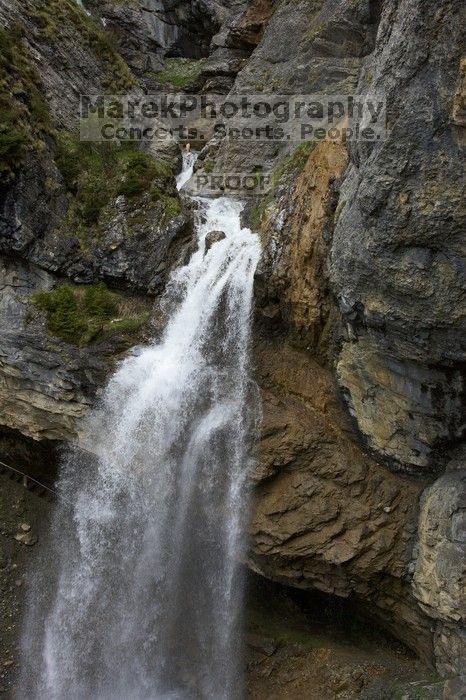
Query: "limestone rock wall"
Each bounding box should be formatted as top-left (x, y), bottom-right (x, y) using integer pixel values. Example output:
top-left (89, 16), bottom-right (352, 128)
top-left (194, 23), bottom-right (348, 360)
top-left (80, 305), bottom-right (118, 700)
top-left (0, 0), bottom-right (192, 448)
top-left (245, 0), bottom-right (465, 676)
top-left (0, 258), bottom-right (97, 443)
top-left (413, 469), bottom-right (466, 676)
top-left (330, 0), bottom-right (465, 473)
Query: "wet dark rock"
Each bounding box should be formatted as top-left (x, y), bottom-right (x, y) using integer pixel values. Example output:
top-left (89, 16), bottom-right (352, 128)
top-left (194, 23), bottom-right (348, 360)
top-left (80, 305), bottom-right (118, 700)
top-left (204, 229), bottom-right (226, 252)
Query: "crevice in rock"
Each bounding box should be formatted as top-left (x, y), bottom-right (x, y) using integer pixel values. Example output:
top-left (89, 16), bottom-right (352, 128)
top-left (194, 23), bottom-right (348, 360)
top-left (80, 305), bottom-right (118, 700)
top-left (246, 570), bottom-right (437, 695)
top-left (0, 426), bottom-right (61, 487)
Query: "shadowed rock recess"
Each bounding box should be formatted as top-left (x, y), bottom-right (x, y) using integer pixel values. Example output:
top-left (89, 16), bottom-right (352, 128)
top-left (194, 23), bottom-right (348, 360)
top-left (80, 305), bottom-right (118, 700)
top-left (0, 0), bottom-right (464, 689)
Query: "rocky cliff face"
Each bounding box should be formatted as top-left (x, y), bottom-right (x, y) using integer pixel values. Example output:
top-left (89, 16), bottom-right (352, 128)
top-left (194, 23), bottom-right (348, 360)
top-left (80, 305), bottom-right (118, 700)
top-left (0, 0), bottom-right (464, 681)
top-left (331, 0), bottom-right (465, 475)
top-left (0, 0), bottom-right (192, 450)
top-left (244, 0), bottom-right (465, 675)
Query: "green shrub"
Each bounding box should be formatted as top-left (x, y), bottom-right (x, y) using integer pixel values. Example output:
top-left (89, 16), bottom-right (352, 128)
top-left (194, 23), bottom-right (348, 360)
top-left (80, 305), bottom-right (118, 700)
top-left (33, 285), bottom-right (84, 343)
top-left (32, 282), bottom-right (148, 346)
top-left (161, 194), bottom-right (181, 222)
top-left (83, 281), bottom-right (116, 318)
top-left (117, 150), bottom-right (172, 198)
top-left (149, 188), bottom-right (181, 222)
top-left (0, 128), bottom-right (27, 163)
top-left (55, 134), bottom-right (177, 229)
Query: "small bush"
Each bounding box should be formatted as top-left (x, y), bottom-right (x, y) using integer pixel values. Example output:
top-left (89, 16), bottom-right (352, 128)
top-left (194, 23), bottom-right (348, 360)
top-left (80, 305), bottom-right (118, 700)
top-left (162, 194), bottom-right (181, 222)
top-left (32, 282), bottom-right (148, 346)
top-left (149, 188), bottom-right (181, 222)
top-left (33, 285), bottom-right (84, 343)
top-left (117, 150), bottom-right (172, 198)
top-left (55, 134), bottom-right (177, 229)
top-left (83, 282), bottom-right (116, 318)
top-left (0, 128), bottom-right (27, 163)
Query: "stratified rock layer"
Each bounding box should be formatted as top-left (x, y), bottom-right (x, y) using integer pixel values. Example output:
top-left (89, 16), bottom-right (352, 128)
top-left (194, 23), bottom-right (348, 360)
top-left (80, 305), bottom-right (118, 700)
top-left (413, 469), bottom-right (466, 677)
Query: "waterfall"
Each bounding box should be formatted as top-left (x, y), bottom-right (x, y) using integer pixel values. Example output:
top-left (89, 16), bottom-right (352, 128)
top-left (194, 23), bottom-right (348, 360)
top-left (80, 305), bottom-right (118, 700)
top-left (176, 150), bottom-right (198, 190)
top-left (20, 154), bottom-right (261, 700)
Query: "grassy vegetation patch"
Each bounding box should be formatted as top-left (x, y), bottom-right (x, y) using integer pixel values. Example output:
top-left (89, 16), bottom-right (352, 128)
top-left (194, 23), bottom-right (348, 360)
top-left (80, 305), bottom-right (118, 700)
top-left (0, 0), bottom-right (139, 184)
top-left (250, 194), bottom-right (274, 230)
top-left (149, 188), bottom-right (182, 223)
top-left (23, 0), bottom-right (136, 92)
top-left (32, 282), bottom-right (150, 346)
top-left (273, 140), bottom-right (317, 182)
top-left (203, 159), bottom-right (215, 173)
top-left (250, 141), bottom-right (316, 229)
top-left (0, 25), bottom-right (51, 183)
top-left (152, 58), bottom-right (206, 87)
top-left (55, 133), bottom-right (178, 229)
top-left (117, 151), bottom-right (173, 199)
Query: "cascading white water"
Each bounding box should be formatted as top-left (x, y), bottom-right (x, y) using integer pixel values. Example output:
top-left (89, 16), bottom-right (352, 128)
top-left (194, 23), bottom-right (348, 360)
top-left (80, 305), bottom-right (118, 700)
top-left (20, 155), bottom-right (261, 700)
top-left (176, 150), bottom-right (198, 190)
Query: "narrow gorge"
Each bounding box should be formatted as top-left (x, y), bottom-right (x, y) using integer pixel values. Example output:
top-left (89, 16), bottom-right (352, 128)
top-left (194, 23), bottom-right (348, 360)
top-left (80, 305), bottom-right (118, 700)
top-left (0, 1), bottom-right (464, 699)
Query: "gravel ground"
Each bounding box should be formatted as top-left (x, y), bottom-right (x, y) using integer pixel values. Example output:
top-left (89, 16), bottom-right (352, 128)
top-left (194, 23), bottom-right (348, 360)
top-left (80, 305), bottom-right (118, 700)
top-left (0, 476), bottom-right (51, 697)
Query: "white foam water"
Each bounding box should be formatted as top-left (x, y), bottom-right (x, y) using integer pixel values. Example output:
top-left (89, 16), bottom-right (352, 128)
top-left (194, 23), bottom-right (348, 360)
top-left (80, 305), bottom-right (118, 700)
top-left (176, 150), bottom-right (198, 190)
top-left (20, 155), bottom-right (261, 700)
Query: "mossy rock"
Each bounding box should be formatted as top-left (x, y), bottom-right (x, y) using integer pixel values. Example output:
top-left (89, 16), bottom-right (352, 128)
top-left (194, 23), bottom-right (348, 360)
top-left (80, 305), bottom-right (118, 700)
top-left (250, 141), bottom-right (316, 229)
top-left (272, 140), bottom-right (317, 183)
top-left (22, 0), bottom-right (137, 92)
top-left (0, 25), bottom-right (51, 183)
top-left (152, 58), bottom-right (206, 88)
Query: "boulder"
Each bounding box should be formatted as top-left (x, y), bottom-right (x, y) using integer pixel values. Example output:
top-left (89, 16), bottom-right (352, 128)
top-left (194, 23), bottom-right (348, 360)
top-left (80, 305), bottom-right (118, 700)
top-left (204, 229), bottom-right (226, 252)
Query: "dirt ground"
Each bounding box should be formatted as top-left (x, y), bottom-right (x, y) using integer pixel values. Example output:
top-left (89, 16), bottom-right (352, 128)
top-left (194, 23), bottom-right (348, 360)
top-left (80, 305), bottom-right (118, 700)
top-left (0, 475), bottom-right (51, 697)
top-left (245, 578), bottom-right (452, 700)
top-left (0, 475), bottom-right (458, 700)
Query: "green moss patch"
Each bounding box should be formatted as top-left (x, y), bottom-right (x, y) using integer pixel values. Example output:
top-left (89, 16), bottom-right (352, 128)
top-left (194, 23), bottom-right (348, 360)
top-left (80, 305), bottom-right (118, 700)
top-left (31, 282), bottom-right (150, 346)
top-left (203, 159), bottom-right (215, 173)
top-left (0, 25), bottom-right (51, 183)
top-left (273, 140), bottom-right (317, 182)
top-left (152, 58), bottom-right (206, 87)
top-left (149, 188), bottom-right (182, 223)
top-left (250, 194), bottom-right (273, 230)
